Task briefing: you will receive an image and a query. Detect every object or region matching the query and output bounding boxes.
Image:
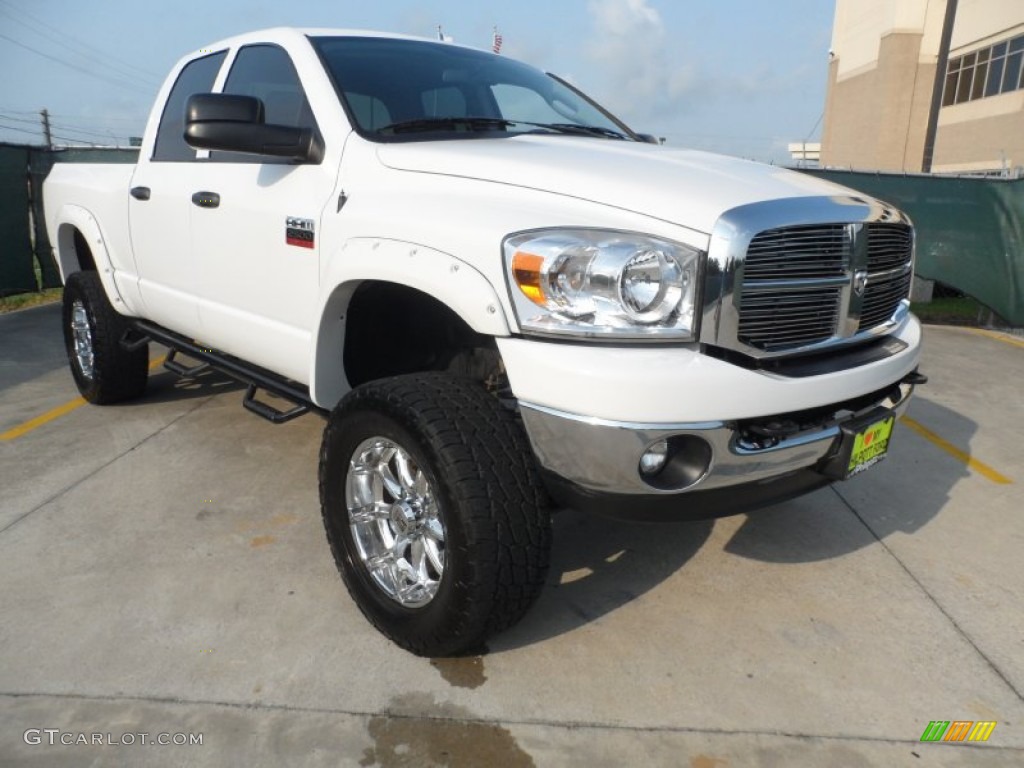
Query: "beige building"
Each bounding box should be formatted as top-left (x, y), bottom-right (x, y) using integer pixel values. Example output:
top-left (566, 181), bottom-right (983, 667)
top-left (821, 0), bottom-right (1024, 174)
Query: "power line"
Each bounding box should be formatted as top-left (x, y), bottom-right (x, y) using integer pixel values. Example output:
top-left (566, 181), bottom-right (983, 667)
top-left (49, 114), bottom-right (148, 123)
top-left (0, 108), bottom-right (149, 124)
top-left (49, 123), bottom-right (134, 141)
top-left (802, 111), bottom-right (824, 144)
top-left (0, 0), bottom-right (163, 83)
top-left (0, 32), bottom-right (154, 96)
top-left (0, 113), bottom-right (39, 125)
top-left (0, 121), bottom-right (41, 138)
top-left (0, 118), bottom-right (120, 146)
top-left (0, 111), bottom-right (139, 140)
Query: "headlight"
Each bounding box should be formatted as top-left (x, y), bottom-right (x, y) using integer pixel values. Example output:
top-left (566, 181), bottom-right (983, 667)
top-left (503, 229), bottom-right (701, 340)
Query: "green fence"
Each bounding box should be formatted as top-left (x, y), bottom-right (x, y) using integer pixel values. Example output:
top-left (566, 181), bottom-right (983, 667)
top-left (0, 145), bottom-right (36, 297)
top-left (803, 169), bottom-right (1024, 325)
top-left (0, 143), bottom-right (138, 298)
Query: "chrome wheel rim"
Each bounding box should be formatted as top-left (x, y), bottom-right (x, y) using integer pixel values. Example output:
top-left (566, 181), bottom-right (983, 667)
top-left (346, 437), bottom-right (446, 608)
top-left (70, 300), bottom-right (95, 380)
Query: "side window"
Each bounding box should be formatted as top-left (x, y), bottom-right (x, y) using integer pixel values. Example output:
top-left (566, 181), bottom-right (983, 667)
top-left (214, 44), bottom-right (318, 162)
top-left (152, 51), bottom-right (227, 161)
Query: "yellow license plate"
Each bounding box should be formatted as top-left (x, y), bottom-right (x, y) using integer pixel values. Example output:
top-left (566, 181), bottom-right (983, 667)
top-left (847, 415), bottom-right (895, 477)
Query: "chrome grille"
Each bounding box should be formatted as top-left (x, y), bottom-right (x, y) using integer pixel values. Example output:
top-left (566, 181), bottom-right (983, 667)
top-left (703, 197), bottom-right (914, 360)
top-left (738, 287), bottom-right (842, 350)
top-left (743, 225), bottom-right (848, 280)
top-left (866, 224), bottom-right (912, 272)
top-left (735, 220), bottom-right (913, 352)
top-left (859, 271), bottom-right (912, 329)
top-left (738, 225), bottom-right (849, 350)
top-left (859, 224), bottom-right (913, 331)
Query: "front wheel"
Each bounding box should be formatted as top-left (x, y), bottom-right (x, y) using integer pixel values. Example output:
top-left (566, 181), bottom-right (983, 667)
top-left (319, 373), bottom-right (552, 656)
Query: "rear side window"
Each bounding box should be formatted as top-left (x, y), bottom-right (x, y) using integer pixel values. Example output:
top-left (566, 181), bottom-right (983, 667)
top-left (152, 51), bottom-right (227, 162)
top-left (213, 44), bottom-right (319, 162)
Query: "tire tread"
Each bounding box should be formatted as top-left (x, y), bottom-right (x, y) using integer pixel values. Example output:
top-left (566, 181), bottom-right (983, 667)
top-left (319, 372), bottom-right (552, 656)
top-left (62, 271), bottom-right (148, 404)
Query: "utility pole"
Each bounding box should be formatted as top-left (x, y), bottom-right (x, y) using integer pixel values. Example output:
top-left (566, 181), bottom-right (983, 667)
top-left (922, 0), bottom-right (958, 173)
top-left (40, 108), bottom-right (52, 149)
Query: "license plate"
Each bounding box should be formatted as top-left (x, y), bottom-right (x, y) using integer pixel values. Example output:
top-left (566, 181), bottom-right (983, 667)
top-left (820, 407), bottom-right (896, 480)
top-left (846, 415), bottom-right (895, 478)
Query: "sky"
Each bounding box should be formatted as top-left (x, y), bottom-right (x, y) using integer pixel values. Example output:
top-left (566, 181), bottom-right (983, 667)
top-left (0, 0), bottom-right (835, 164)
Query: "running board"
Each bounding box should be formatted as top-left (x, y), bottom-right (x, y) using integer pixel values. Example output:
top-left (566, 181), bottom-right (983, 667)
top-left (242, 384), bottom-right (310, 424)
top-left (132, 320), bottom-right (326, 424)
top-left (164, 349), bottom-right (210, 377)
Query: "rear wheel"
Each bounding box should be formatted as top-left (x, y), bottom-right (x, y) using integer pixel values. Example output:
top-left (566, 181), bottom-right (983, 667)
top-left (319, 373), bottom-right (552, 656)
top-left (62, 271), bottom-right (148, 404)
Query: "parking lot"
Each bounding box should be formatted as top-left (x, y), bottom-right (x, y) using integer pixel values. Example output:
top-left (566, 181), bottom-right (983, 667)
top-left (1, 302), bottom-right (1022, 766)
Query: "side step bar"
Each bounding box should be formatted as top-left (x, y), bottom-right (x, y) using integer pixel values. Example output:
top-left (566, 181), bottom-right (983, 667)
top-left (164, 349), bottom-right (210, 377)
top-left (242, 384), bottom-right (310, 424)
top-left (128, 321), bottom-right (326, 424)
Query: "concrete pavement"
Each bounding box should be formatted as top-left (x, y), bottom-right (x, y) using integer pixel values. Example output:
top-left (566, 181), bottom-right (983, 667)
top-left (1, 303), bottom-right (1021, 766)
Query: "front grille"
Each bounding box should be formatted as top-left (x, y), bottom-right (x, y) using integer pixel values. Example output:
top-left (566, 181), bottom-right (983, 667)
top-left (743, 225), bottom-right (848, 280)
top-left (859, 224), bottom-right (913, 331)
top-left (736, 222), bottom-right (912, 352)
top-left (738, 224), bottom-right (849, 350)
top-left (865, 224), bottom-right (912, 272)
top-left (738, 287), bottom-right (842, 350)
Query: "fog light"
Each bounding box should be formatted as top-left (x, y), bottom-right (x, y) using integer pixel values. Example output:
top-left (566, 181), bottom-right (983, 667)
top-left (639, 439), bottom-right (670, 476)
top-left (638, 435), bottom-right (714, 491)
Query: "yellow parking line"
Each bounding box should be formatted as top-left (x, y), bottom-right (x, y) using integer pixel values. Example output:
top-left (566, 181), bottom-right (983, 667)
top-left (963, 328), bottom-right (1024, 350)
top-left (900, 416), bottom-right (1012, 485)
top-left (0, 355), bottom-right (167, 442)
top-left (0, 396), bottom-right (87, 441)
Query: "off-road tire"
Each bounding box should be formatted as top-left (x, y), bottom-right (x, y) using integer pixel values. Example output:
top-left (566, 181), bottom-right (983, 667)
top-left (62, 271), bottom-right (148, 404)
top-left (319, 372), bottom-right (552, 656)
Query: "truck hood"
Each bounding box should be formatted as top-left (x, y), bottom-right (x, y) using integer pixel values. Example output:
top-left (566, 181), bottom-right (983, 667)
top-left (376, 136), bottom-right (849, 234)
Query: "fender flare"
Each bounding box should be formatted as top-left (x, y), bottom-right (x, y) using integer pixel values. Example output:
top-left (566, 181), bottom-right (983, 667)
top-left (309, 238), bottom-right (511, 409)
top-left (53, 204), bottom-right (125, 308)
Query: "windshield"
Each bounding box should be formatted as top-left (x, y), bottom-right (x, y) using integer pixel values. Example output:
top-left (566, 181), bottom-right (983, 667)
top-left (311, 36), bottom-right (637, 141)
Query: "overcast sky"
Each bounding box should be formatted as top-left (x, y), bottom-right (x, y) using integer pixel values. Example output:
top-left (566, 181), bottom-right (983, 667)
top-left (0, 0), bottom-right (834, 163)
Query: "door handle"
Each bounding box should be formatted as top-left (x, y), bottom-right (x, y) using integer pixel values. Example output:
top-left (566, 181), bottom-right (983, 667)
top-left (130, 186), bottom-right (150, 201)
top-left (191, 191), bottom-right (220, 208)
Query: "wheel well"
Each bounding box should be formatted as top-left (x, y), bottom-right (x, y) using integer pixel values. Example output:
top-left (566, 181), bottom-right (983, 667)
top-left (72, 229), bottom-right (97, 271)
top-left (56, 225), bottom-right (97, 275)
top-left (343, 281), bottom-right (501, 388)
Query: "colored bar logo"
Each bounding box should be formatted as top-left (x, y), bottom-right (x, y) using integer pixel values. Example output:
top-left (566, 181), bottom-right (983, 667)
top-left (920, 720), bottom-right (996, 742)
top-left (285, 216), bottom-right (315, 249)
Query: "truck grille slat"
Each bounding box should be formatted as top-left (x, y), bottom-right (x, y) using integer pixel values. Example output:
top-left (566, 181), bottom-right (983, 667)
top-left (742, 224), bottom-right (848, 280)
top-left (857, 224), bottom-right (914, 332)
top-left (737, 222), bottom-right (912, 351)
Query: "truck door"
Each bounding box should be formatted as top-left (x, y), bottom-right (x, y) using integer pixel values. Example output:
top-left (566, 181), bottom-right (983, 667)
top-left (129, 51), bottom-right (226, 339)
top-left (189, 44), bottom-right (334, 384)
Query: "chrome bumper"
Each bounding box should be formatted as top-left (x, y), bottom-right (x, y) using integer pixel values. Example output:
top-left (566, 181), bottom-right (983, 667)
top-left (518, 381), bottom-right (915, 496)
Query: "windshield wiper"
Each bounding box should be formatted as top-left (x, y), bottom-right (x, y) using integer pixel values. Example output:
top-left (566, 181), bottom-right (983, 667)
top-left (532, 123), bottom-right (630, 140)
top-left (376, 117), bottom-right (514, 135)
top-left (375, 116), bottom-right (632, 141)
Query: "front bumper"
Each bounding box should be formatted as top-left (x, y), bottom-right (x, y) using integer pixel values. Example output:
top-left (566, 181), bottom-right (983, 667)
top-left (517, 377), bottom-right (916, 521)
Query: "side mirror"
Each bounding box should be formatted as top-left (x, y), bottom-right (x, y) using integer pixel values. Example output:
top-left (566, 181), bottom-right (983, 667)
top-left (184, 93), bottom-right (323, 163)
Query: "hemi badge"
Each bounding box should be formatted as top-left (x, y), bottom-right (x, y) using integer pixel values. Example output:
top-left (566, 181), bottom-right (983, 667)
top-left (285, 217), bottom-right (315, 249)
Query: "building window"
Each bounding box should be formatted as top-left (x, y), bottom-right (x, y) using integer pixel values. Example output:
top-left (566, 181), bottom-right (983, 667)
top-left (943, 33), bottom-right (1024, 106)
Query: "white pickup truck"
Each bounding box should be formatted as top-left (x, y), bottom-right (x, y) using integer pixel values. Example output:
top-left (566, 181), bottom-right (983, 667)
top-left (44, 28), bottom-right (925, 656)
